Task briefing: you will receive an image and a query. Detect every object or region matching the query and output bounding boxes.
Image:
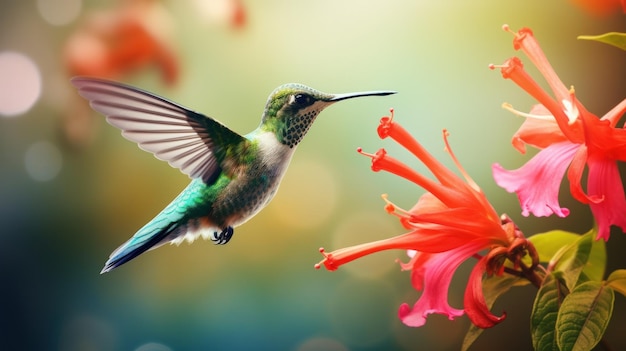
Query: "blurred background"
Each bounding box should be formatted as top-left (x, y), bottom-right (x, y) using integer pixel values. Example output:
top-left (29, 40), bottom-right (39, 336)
top-left (0, 0), bottom-right (624, 350)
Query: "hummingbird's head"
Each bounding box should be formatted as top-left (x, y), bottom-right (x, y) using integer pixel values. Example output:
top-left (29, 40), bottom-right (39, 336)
top-left (261, 83), bottom-right (396, 148)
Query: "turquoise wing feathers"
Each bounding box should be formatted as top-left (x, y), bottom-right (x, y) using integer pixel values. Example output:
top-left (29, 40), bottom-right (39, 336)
top-left (100, 179), bottom-right (208, 273)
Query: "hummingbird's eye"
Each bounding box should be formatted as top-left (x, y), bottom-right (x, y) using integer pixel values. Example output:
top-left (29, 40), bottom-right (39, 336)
top-left (290, 93), bottom-right (312, 107)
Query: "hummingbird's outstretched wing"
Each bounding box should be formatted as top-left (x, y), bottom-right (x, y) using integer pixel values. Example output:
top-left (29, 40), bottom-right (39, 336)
top-left (71, 77), bottom-right (249, 183)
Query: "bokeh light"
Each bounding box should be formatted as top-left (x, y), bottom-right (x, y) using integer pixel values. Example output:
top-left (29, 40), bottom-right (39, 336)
top-left (58, 314), bottom-right (117, 351)
top-left (269, 158), bottom-right (339, 230)
top-left (0, 51), bottom-right (41, 117)
top-left (327, 278), bottom-right (398, 348)
top-left (37, 0), bottom-right (82, 26)
top-left (134, 342), bottom-right (173, 351)
top-left (24, 141), bottom-right (63, 182)
top-left (294, 336), bottom-right (349, 351)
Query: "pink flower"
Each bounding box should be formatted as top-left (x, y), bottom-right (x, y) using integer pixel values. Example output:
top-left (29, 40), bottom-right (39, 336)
top-left (315, 110), bottom-right (532, 328)
top-left (491, 25), bottom-right (626, 241)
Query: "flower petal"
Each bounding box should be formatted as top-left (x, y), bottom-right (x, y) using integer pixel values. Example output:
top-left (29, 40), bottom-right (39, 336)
top-left (511, 104), bottom-right (569, 153)
top-left (496, 56), bottom-right (582, 142)
top-left (566, 145), bottom-right (597, 204)
top-left (586, 156), bottom-right (626, 240)
top-left (493, 141), bottom-right (579, 217)
top-left (398, 242), bottom-right (485, 327)
top-left (582, 107), bottom-right (626, 161)
top-left (510, 27), bottom-right (570, 104)
top-left (463, 254), bottom-right (506, 328)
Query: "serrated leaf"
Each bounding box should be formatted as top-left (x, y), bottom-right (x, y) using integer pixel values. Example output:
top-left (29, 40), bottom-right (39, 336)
top-left (461, 274), bottom-right (528, 351)
top-left (556, 281), bottom-right (614, 351)
top-left (578, 32), bottom-right (626, 51)
top-left (606, 269), bottom-right (626, 297)
top-left (531, 273), bottom-right (568, 351)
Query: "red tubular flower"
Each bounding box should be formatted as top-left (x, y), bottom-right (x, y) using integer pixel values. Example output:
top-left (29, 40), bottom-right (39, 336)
top-left (316, 110), bottom-right (526, 328)
top-left (569, 0), bottom-right (626, 16)
top-left (64, 0), bottom-right (180, 85)
top-left (491, 25), bottom-right (626, 241)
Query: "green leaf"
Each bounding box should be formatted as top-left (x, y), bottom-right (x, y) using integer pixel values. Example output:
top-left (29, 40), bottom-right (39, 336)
top-left (531, 273), bottom-right (568, 351)
top-left (550, 232), bottom-right (594, 291)
top-left (461, 274), bottom-right (528, 351)
top-left (582, 235), bottom-right (605, 283)
top-left (556, 281), bottom-right (614, 351)
top-left (578, 32), bottom-right (626, 51)
top-left (529, 230), bottom-right (580, 263)
top-left (528, 229), bottom-right (605, 281)
top-left (606, 269), bottom-right (626, 297)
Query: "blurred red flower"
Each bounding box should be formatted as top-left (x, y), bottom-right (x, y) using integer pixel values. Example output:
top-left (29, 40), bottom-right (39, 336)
top-left (64, 0), bottom-right (179, 85)
top-left (62, 0), bottom-right (180, 147)
top-left (570, 0), bottom-right (626, 16)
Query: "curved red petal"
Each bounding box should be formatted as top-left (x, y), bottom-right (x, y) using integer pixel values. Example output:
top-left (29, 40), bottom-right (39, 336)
top-left (586, 156), bottom-right (626, 240)
top-left (566, 146), bottom-right (598, 204)
top-left (464, 255), bottom-right (507, 328)
top-left (582, 110), bottom-right (626, 161)
top-left (398, 243), bottom-right (485, 327)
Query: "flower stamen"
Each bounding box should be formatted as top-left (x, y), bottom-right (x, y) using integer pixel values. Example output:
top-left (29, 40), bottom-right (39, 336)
top-left (502, 102), bottom-right (555, 121)
top-left (442, 129), bottom-right (480, 192)
top-left (488, 63), bottom-right (498, 70)
top-left (356, 147), bottom-right (376, 159)
top-left (314, 247), bottom-right (332, 270)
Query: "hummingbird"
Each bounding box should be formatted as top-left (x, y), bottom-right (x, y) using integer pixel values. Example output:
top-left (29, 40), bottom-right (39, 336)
top-left (71, 77), bottom-right (396, 273)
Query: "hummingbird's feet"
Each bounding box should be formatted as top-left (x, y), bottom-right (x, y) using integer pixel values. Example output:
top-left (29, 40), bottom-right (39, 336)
top-left (212, 226), bottom-right (234, 245)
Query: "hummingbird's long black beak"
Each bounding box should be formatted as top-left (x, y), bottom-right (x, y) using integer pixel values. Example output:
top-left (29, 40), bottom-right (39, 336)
top-left (330, 90), bottom-right (397, 102)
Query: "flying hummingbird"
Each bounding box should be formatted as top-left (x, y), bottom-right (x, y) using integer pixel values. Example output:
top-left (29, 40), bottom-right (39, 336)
top-left (71, 77), bottom-right (396, 273)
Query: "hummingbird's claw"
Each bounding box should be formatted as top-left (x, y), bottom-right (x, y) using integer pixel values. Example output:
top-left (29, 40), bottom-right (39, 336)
top-left (212, 226), bottom-right (234, 245)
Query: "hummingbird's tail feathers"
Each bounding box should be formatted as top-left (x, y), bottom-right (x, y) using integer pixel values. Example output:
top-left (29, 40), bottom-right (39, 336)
top-left (100, 221), bottom-right (180, 274)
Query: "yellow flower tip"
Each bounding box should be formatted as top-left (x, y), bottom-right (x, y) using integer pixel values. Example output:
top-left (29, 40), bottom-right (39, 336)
top-left (381, 194), bottom-right (396, 213)
top-left (501, 102), bottom-right (518, 114)
top-left (502, 24), bottom-right (524, 39)
top-left (502, 102), bottom-right (553, 122)
top-left (489, 61), bottom-right (513, 72)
